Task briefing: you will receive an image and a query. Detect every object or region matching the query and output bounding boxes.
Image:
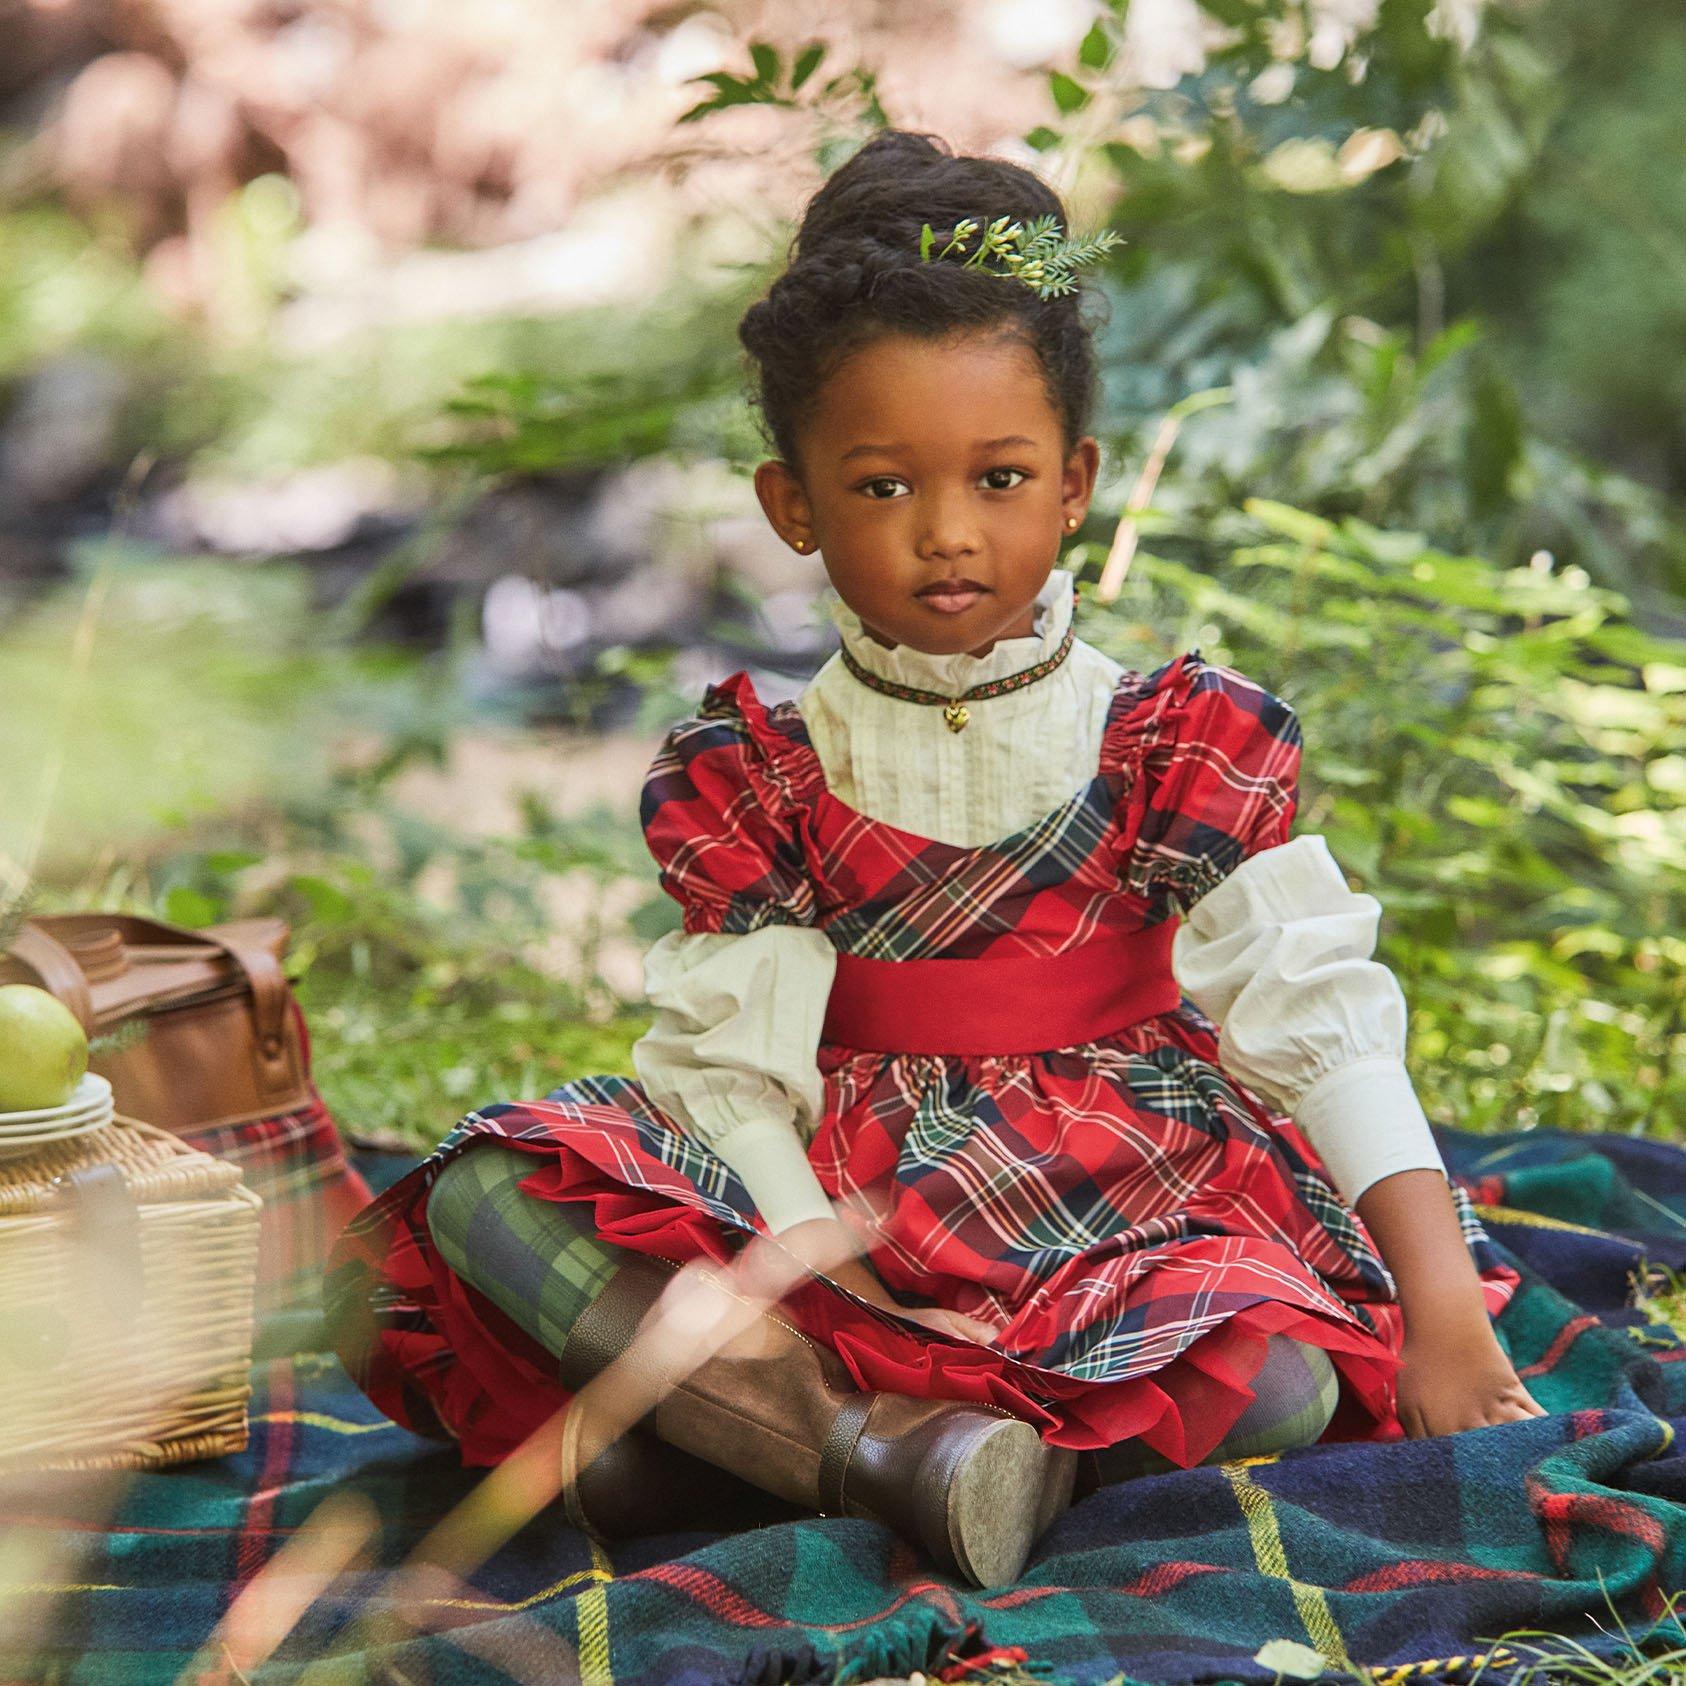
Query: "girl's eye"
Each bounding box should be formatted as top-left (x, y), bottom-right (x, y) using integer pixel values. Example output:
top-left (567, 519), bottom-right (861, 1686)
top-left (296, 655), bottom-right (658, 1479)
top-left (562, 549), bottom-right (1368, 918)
top-left (858, 467), bottom-right (1030, 499)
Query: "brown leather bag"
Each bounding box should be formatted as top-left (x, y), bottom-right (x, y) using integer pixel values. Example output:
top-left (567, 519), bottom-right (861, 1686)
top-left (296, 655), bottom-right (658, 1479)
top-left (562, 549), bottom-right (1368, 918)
top-left (0, 912), bottom-right (374, 1346)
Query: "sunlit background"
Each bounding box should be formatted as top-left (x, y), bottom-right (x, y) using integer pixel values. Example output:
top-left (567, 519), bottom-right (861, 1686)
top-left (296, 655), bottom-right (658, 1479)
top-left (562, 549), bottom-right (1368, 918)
top-left (2, 0), bottom-right (1683, 1145)
top-left (0, 5), bottom-right (1684, 1679)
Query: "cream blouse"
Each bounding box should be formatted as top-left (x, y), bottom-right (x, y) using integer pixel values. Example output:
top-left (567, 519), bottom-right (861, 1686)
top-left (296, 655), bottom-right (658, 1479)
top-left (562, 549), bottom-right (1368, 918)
top-left (630, 568), bottom-right (1448, 1234)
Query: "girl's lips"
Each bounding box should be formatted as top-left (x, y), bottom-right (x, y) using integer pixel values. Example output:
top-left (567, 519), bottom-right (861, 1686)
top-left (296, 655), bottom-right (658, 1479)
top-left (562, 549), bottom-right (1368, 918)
top-left (916, 587), bottom-right (988, 614)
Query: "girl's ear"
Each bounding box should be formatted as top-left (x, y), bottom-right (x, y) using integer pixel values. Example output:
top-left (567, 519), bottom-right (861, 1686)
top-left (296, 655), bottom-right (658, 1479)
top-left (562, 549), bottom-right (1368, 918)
top-left (753, 458), bottom-right (816, 552)
top-left (1063, 436), bottom-right (1101, 515)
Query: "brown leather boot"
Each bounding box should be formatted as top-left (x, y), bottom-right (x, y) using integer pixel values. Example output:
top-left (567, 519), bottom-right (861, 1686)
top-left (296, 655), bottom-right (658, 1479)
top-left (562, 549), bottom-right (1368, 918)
top-left (561, 1416), bottom-right (807, 1542)
top-left (556, 1247), bottom-right (1076, 1587)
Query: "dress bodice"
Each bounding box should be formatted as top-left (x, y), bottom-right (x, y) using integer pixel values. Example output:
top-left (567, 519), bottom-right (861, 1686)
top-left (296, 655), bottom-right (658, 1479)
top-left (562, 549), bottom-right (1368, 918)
top-left (628, 567), bottom-right (1448, 1234)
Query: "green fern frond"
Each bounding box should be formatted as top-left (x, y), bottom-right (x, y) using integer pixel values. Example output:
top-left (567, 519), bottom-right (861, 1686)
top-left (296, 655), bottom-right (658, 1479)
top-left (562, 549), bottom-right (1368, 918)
top-left (916, 212), bottom-right (1123, 299)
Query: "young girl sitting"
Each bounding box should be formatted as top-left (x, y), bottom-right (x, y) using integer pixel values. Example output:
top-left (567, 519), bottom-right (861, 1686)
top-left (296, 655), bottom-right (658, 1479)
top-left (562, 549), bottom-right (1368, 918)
top-left (325, 127), bottom-right (1540, 1591)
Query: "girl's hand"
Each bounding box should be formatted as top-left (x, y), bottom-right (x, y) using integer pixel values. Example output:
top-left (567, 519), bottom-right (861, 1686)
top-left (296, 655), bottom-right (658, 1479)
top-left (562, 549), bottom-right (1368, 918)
top-left (894, 1301), bottom-right (1000, 1344)
top-left (1395, 1320), bottom-right (1548, 1438)
top-left (840, 1267), bottom-right (996, 1344)
top-left (768, 1218), bottom-right (997, 1344)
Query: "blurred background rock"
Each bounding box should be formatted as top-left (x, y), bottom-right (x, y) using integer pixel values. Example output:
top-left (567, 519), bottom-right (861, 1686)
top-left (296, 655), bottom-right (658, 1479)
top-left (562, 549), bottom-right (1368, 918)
top-left (0, 0), bottom-right (1681, 1148)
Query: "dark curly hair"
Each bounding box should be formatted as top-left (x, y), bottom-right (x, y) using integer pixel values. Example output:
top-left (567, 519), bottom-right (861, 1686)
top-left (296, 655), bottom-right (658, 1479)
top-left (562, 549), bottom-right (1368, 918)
top-left (738, 128), bottom-right (1108, 478)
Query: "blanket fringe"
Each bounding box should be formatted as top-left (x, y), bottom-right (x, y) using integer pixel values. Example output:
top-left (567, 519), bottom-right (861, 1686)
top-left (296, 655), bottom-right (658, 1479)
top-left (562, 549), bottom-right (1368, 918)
top-left (1372, 1644), bottom-right (1520, 1683)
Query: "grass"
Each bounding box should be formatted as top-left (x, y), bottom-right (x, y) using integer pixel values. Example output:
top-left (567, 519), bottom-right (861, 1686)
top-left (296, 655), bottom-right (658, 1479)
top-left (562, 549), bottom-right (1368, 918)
top-left (1629, 1261), bottom-right (1686, 1338)
top-left (294, 970), bottom-right (648, 1146)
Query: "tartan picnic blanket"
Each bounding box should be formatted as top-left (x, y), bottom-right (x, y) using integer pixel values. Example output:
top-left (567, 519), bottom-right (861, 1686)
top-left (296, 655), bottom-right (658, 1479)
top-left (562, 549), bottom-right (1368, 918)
top-left (4, 1125), bottom-right (1686, 1686)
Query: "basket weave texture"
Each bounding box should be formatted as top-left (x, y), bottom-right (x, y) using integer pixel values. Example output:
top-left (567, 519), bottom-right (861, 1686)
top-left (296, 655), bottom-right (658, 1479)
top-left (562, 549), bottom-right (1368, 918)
top-left (0, 1116), bottom-right (261, 1475)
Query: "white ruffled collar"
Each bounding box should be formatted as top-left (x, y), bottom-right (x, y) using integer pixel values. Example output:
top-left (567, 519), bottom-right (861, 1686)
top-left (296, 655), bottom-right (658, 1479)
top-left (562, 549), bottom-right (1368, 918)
top-left (822, 568), bottom-right (1075, 693)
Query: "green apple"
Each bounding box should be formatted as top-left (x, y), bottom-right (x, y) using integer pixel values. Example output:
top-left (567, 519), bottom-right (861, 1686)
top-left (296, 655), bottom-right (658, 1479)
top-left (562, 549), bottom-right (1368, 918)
top-left (0, 985), bottom-right (90, 1111)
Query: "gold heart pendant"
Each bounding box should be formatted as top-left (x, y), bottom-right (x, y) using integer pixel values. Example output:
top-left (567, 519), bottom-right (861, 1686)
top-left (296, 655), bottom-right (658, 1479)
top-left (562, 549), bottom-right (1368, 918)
top-left (942, 702), bottom-right (970, 733)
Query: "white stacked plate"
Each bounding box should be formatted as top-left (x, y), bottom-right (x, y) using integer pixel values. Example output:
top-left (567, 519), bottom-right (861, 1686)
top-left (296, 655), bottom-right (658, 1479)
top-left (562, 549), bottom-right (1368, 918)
top-left (0, 1073), bottom-right (115, 1159)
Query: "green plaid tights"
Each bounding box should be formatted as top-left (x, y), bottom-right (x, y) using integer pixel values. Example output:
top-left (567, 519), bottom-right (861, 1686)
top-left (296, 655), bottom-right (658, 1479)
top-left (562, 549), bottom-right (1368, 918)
top-left (425, 1141), bottom-right (1340, 1468)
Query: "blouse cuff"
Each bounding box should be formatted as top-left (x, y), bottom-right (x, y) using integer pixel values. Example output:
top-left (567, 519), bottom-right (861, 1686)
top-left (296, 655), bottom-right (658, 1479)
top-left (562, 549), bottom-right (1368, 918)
top-left (1293, 1054), bottom-right (1449, 1208)
top-left (711, 1116), bottom-right (838, 1234)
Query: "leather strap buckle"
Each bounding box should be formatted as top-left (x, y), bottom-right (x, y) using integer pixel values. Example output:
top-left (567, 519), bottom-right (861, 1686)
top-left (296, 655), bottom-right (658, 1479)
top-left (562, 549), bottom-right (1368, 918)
top-left (817, 1393), bottom-right (874, 1517)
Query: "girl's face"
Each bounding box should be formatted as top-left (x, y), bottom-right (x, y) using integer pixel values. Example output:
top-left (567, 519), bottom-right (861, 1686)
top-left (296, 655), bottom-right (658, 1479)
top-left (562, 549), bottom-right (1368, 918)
top-left (754, 329), bottom-right (1099, 659)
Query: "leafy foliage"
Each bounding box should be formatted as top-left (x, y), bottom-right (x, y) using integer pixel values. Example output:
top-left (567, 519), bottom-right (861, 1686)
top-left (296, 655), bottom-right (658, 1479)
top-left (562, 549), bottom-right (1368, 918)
top-left (1066, 0), bottom-right (1686, 620)
top-left (1077, 499), bottom-right (1685, 1137)
top-left (675, 38), bottom-right (888, 141)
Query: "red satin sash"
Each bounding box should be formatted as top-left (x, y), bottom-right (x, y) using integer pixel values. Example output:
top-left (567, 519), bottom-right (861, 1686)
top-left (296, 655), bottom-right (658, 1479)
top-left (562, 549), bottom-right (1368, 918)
top-left (821, 920), bottom-right (1181, 1055)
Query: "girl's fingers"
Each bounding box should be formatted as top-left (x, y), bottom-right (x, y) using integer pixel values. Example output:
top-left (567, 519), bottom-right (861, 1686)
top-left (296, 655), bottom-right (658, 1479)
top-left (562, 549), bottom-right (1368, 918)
top-left (909, 1307), bottom-right (995, 1342)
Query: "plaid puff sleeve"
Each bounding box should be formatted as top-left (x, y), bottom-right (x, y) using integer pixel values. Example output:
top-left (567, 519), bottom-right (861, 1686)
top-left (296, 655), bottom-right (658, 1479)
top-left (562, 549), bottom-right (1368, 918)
top-left (639, 705), bottom-right (820, 935)
top-left (1123, 652), bottom-right (1303, 922)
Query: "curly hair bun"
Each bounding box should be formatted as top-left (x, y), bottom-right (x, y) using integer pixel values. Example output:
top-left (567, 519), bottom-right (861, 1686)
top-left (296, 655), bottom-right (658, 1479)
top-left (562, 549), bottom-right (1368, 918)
top-left (738, 128), bottom-right (1106, 474)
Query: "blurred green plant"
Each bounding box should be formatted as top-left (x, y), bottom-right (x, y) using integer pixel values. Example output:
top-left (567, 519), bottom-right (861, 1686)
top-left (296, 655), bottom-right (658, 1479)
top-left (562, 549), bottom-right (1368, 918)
top-left (0, 199), bottom-right (764, 485)
top-left (0, 203), bottom-right (179, 383)
top-left (1073, 497), bottom-right (1685, 1139)
top-left (1002, 0), bottom-right (1685, 629)
top-left (416, 295), bottom-right (745, 476)
top-left (677, 39), bottom-right (887, 143)
top-left (25, 729), bottom-right (662, 1147)
top-left (1452, 2), bottom-right (1686, 504)
top-left (0, 542), bottom-right (453, 880)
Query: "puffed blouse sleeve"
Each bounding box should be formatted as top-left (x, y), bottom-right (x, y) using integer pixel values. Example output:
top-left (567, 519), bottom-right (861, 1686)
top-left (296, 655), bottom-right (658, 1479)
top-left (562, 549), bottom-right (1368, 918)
top-left (1126, 654), bottom-right (1448, 1210)
top-left (630, 695), bottom-right (839, 1235)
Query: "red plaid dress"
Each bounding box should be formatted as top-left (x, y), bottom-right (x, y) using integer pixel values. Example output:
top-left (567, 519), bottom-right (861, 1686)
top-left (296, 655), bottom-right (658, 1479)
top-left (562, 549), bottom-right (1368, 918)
top-left (325, 650), bottom-right (1521, 1469)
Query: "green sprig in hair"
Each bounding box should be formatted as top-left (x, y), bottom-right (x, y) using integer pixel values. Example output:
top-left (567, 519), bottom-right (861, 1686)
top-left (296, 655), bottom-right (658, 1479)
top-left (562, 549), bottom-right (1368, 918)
top-left (917, 213), bottom-right (1123, 299)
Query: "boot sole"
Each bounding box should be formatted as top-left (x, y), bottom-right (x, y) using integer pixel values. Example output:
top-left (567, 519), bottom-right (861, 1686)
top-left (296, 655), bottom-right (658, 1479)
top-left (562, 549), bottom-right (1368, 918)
top-left (947, 1419), bottom-right (1077, 1588)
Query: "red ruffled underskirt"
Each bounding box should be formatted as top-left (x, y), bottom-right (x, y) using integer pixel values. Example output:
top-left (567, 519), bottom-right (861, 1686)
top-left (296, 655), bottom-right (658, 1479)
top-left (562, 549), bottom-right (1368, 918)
top-left (337, 1107), bottom-right (1521, 1472)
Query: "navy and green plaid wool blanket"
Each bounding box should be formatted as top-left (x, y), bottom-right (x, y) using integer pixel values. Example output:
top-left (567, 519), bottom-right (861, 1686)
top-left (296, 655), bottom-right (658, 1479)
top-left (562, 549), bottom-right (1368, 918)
top-left (4, 1123), bottom-right (1685, 1686)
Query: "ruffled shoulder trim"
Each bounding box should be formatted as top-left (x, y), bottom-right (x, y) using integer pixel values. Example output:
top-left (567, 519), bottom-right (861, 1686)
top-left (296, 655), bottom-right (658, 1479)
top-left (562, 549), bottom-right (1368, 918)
top-left (640, 671), bottom-right (828, 933)
top-left (690, 669), bottom-right (828, 823)
top-left (1098, 648), bottom-right (1206, 788)
top-left (1108, 648), bottom-right (1304, 916)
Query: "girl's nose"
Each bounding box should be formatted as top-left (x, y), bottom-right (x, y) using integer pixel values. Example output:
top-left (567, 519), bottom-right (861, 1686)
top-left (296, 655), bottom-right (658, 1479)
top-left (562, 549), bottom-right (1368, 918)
top-left (918, 496), bottom-right (982, 560)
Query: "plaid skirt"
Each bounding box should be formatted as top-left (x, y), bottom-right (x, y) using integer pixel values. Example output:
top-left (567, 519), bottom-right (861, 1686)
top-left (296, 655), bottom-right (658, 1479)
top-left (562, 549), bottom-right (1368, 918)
top-left (324, 657), bottom-right (1523, 1469)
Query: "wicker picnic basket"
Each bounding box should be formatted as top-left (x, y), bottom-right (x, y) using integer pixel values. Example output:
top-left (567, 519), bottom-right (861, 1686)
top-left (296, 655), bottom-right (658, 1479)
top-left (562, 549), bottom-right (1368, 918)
top-left (0, 912), bottom-right (374, 1344)
top-left (0, 1116), bottom-right (261, 1476)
